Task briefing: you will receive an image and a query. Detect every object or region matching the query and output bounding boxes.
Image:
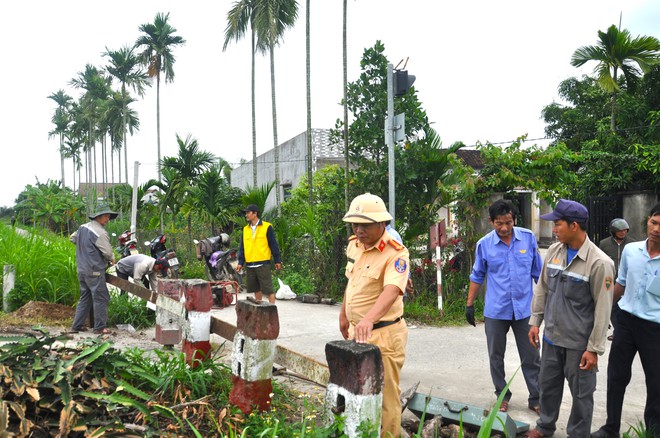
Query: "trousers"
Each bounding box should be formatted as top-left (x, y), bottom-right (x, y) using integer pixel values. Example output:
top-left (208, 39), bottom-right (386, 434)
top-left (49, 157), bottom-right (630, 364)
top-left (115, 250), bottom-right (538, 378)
top-left (71, 272), bottom-right (110, 331)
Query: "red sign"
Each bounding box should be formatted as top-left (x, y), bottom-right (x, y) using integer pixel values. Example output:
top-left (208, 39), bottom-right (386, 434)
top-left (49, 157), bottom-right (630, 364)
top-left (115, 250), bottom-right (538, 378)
top-left (429, 220), bottom-right (446, 249)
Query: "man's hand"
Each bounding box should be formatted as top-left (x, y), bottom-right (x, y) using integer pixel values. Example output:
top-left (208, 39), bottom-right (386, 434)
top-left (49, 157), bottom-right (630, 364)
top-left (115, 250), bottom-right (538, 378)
top-left (580, 351), bottom-right (598, 371)
top-left (465, 305), bottom-right (476, 327)
top-left (528, 326), bottom-right (540, 348)
top-left (353, 318), bottom-right (374, 343)
top-left (275, 263), bottom-right (282, 271)
top-left (236, 264), bottom-right (242, 273)
top-left (339, 312), bottom-right (350, 340)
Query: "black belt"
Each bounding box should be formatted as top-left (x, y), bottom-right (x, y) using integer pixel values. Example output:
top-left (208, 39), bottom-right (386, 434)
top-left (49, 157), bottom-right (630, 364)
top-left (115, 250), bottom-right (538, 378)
top-left (373, 317), bottom-right (402, 330)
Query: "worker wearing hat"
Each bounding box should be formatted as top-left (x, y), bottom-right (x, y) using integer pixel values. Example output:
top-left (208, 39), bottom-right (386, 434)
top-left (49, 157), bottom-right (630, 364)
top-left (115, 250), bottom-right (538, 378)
top-left (116, 254), bottom-right (169, 291)
top-left (70, 203), bottom-right (118, 335)
top-left (340, 193), bottom-right (410, 437)
top-left (599, 218), bottom-right (637, 340)
top-left (236, 204), bottom-right (282, 304)
top-left (526, 199), bottom-right (615, 438)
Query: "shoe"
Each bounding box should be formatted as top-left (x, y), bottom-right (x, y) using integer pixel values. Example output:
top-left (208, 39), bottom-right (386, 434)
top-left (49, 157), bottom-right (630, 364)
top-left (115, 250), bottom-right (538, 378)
top-left (498, 400), bottom-right (509, 412)
top-left (524, 429), bottom-right (546, 438)
top-left (93, 328), bottom-right (112, 335)
top-left (528, 404), bottom-right (541, 415)
top-left (591, 428), bottom-right (619, 438)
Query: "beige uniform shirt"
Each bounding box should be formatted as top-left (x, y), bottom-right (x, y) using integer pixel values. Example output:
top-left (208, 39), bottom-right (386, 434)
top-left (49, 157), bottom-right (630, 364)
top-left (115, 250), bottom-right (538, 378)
top-left (344, 230), bottom-right (410, 325)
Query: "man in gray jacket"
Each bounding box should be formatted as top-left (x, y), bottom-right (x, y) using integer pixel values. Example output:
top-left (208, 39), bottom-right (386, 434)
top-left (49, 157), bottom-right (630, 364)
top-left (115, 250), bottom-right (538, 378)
top-left (116, 254), bottom-right (169, 291)
top-left (525, 199), bottom-right (615, 438)
top-left (70, 204), bottom-right (117, 335)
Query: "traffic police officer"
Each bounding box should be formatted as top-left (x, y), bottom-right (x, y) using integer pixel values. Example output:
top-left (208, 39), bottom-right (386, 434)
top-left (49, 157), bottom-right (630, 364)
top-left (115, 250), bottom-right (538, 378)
top-left (340, 193), bottom-right (410, 437)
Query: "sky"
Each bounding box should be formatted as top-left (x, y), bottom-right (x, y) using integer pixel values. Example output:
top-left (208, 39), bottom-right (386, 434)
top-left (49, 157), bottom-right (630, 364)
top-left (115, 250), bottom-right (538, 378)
top-left (1, 0), bottom-right (659, 207)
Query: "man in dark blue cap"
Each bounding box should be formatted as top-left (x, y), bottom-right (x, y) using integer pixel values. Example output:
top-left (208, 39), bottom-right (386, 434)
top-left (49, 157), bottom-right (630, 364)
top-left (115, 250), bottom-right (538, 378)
top-left (525, 199), bottom-right (615, 438)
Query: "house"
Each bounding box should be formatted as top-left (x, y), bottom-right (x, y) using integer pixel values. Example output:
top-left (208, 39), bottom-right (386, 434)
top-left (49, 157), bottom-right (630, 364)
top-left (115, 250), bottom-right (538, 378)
top-left (231, 129), bottom-right (344, 211)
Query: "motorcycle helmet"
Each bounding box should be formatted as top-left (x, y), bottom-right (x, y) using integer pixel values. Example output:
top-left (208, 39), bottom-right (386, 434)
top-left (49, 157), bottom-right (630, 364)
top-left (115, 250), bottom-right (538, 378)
top-left (609, 218), bottom-right (629, 234)
top-left (220, 233), bottom-right (230, 246)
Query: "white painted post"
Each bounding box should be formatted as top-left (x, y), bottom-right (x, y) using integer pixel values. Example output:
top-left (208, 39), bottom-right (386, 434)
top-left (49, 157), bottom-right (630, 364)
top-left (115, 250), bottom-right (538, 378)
top-left (3, 265), bottom-right (15, 313)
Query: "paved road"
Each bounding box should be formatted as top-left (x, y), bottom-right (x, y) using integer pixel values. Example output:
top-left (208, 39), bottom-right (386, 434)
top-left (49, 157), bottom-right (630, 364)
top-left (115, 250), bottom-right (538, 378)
top-left (211, 293), bottom-right (647, 437)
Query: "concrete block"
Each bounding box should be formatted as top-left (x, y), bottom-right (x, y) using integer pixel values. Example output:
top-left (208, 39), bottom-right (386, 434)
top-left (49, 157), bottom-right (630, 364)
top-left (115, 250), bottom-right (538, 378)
top-left (231, 332), bottom-right (277, 381)
top-left (325, 340), bottom-right (383, 395)
top-left (324, 382), bottom-right (382, 438)
top-left (229, 375), bottom-right (273, 414)
top-left (155, 325), bottom-right (181, 345)
top-left (235, 299), bottom-right (280, 340)
top-left (182, 279), bottom-right (213, 312)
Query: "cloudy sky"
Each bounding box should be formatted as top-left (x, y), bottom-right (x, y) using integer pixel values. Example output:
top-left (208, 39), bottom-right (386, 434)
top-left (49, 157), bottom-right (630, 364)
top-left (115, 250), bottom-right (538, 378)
top-left (1, 0), bottom-right (658, 207)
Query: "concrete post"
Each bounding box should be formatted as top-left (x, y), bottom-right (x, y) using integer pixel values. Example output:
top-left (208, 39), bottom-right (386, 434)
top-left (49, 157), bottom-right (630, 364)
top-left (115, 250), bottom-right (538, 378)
top-left (3, 265), bottom-right (15, 313)
top-left (180, 279), bottom-right (213, 365)
top-left (229, 299), bottom-right (280, 414)
top-left (155, 279), bottom-right (182, 346)
top-left (324, 340), bottom-right (383, 437)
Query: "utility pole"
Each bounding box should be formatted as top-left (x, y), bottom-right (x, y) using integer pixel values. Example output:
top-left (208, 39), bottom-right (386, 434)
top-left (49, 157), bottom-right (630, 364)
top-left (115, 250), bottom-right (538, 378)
top-left (386, 63), bottom-right (395, 223)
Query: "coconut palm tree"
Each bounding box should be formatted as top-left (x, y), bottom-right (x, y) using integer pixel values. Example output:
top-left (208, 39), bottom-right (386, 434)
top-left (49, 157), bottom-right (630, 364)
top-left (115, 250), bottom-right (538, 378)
top-left (103, 45), bottom-right (150, 183)
top-left (571, 25), bottom-right (660, 132)
top-left (254, 0), bottom-right (299, 215)
top-left (134, 12), bottom-right (186, 183)
top-left (224, 0), bottom-right (259, 187)
top-left (47, 90), bottom-right (72, 189)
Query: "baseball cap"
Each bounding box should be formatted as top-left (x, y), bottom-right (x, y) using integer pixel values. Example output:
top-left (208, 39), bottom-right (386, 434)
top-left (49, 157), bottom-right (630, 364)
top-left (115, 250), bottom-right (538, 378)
top-left (154, 258), bottom-right (170, 270)
top-left (243, 204), bottom-right (260, 213)
top-left (540, 199), bottom-right (588, 223)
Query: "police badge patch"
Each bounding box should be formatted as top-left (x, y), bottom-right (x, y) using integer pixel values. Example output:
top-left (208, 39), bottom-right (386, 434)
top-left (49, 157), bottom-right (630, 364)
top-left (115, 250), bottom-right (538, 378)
top-left (605, 276), bottom-right (613, 290)
top-left (394, 258), bottom-right (407, 273)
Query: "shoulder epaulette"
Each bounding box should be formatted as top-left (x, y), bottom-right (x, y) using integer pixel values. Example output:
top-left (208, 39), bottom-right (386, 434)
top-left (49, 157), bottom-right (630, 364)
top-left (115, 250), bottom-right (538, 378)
top-left (388, 239), bottom-right (404, 251)
top-left (348, 235), bottom-right (358, 242)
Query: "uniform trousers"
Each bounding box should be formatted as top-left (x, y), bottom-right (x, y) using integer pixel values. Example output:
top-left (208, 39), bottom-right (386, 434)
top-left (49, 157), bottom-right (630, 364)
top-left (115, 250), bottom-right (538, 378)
top-left (601, 310), bottom-right (660, 437)
top-left (484, 317), bottom-right (540, 404)
top-left (368, 319), bottom-right (408, 438)
top-left (71, 272), bottom-right (110, 331)
top-left (536, 341), bottom-right (597, 437)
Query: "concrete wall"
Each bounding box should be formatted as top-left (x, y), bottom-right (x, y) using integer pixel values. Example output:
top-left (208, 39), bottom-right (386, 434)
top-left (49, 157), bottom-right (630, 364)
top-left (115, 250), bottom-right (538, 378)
top-left (623, 191), bottom-right (659, 241)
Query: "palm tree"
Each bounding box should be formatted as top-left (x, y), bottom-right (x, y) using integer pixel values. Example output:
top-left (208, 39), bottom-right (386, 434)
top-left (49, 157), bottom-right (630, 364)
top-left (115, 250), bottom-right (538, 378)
top-left (47, 90), bottom-right (73, 189)
top-left (103, 91), bottom-right (140, 199)
top-left (571, 25), bottom-right (660, 132)
top-left (305, 0), bottom-right (312, 205)
top-left (224, 0), bottom-right (259, 187)
top-left (135, 12), bottom-right (186, 183)
top-left (161, 133), bottom-right (215, 245)
top-left (254, 0), bottom-right (299, 215)
top-left (103, 45), bottom-right (150, 183)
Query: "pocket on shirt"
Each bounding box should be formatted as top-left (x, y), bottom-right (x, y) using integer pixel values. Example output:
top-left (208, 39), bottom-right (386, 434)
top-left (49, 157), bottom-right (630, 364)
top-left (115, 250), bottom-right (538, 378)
top-left (515, 252), bottom-right (533, 276)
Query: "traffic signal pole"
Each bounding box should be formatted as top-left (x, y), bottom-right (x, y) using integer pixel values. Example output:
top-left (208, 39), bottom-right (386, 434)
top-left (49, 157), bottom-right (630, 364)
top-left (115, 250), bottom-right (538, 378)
top-left (386, 63), bottom-right (395, 223)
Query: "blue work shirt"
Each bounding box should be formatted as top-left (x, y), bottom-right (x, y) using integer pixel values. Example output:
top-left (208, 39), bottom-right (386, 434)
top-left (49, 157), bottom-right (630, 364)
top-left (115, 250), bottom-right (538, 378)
top-left (617, 239), bottom-right (660, 324)
top-left (469, 227), bottom-right (543, 320)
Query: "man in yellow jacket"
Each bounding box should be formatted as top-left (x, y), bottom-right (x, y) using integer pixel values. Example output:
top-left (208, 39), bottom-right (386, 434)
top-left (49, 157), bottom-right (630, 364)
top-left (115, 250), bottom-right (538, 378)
top-left (236, 204), bottom-right (282, 303)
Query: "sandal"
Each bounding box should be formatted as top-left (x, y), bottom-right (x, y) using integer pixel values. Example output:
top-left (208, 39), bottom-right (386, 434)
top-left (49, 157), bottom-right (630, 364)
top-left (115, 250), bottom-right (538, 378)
top-left (498, 400), bottom-right (509, 412)
top-left (528, 404), bottom-right (541, 415)
top-left (93, 328), bottom-right (112, 335)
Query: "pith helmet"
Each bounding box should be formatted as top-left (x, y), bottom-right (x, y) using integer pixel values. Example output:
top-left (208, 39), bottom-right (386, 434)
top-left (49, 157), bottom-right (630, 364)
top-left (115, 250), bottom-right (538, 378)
top-left (343, 193), bottom-right (393, 224)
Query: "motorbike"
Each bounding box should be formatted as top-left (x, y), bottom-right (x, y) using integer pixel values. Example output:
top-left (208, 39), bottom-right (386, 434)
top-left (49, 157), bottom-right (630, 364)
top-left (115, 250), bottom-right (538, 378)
top-left (194, 233), bottom-right (244, 293)
top-left (113, 230), bottom-right (138, 259)
top-left (144, 233), bottom-right (180, 279)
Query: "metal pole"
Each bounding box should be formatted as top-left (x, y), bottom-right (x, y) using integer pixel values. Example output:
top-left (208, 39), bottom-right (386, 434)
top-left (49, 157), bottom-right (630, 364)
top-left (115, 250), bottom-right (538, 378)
top-left (386, 63), bottom-right (395, 223)
top-left (131, 161), bottom-right (139, 239)
top-left (436, 246), bottom-right (444, 315)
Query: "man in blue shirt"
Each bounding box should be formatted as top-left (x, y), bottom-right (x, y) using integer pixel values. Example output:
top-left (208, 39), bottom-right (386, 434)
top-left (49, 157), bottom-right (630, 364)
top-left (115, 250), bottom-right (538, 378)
top-left (466, 199), bottom-right (543, 414)
top-left (592, 203), bottom-right (660, 438)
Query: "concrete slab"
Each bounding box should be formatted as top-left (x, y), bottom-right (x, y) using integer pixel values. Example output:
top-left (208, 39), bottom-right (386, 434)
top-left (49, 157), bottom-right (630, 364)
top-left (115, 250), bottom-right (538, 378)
top-left (211, 293), bottom-right (647, 437)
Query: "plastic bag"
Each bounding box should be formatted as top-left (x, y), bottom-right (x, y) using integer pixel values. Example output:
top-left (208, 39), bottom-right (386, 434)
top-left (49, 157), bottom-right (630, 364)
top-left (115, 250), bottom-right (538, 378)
top-left (275, 278), bottom-right (297, 300)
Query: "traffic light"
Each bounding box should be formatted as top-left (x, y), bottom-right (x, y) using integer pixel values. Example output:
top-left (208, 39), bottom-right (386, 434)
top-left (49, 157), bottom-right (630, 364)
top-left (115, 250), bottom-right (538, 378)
top-left (393, 69), bottom-right (416, 97)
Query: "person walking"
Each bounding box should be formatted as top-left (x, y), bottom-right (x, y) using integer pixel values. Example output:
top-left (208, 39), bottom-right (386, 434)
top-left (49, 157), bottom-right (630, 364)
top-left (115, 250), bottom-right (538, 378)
top-left (115, 253), bottom-right (169, 291)
top-left (339, 193), bottom-right (410, 437)
top-left (525, 199), bottom-right (615, 438)
top-left (592, 203), bottom-right (660, 438)
top-left (236, 204), bottom-right (282, 304)
top-left (70, 203), bottom-right (118, 335)
top-left (466, 199), bottom-right (543, 414)
top-left (599, 218), bottom-right (636, 340)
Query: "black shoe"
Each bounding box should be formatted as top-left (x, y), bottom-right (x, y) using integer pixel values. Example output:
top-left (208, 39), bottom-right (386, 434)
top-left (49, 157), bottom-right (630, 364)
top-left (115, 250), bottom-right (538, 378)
top-left (591, 428), bottom-right (619, 438)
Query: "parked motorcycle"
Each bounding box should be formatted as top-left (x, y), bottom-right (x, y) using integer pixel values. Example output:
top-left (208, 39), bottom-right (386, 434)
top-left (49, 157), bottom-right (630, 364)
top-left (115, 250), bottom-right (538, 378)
top-left (144, 233), bottom-right (180, 279)
top-left (113, 230), bottom-right (138, 259)
top-left (194, 233), bottom-right (244, 292)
